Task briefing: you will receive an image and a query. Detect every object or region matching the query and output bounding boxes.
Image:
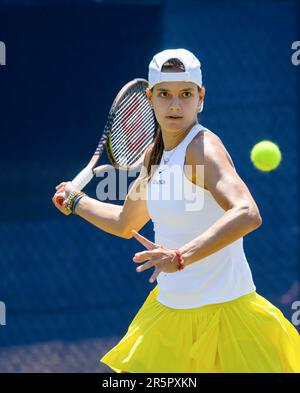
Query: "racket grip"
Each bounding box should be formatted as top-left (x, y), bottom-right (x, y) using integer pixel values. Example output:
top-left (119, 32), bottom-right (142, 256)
top-left (54, 167), bottom-right (94, 206)
top-left (71, 166), bottom-right (94, 190)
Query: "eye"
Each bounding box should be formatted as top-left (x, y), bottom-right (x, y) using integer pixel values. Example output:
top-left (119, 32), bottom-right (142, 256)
top-left (182, 92), bottom-right (192, 97)
top-left (159, 91), bottom-right (169, 97)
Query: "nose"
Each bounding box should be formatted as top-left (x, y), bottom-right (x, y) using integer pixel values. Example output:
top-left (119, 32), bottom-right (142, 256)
top-left (169, 95), bottom-right (181, 112)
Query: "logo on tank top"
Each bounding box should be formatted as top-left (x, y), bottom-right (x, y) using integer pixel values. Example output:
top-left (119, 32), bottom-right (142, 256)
top-left (152, 179), bottom-right (166, 184)
top-left (149, 163), bottom-right (205, 211)
top-left (153, 168), bottom-right (167, 184)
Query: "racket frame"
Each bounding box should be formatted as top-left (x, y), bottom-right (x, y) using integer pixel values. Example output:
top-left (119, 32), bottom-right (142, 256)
top-left (55, 78), bottom-right (156, 206)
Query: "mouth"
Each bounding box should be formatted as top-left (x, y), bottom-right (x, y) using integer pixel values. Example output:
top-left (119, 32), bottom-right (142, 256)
top-left (166, 115), bottom-right (183, 119)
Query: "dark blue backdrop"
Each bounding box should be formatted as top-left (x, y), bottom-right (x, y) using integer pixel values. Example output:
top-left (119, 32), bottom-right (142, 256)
top-left (0, 0), bottom-right (299, 372)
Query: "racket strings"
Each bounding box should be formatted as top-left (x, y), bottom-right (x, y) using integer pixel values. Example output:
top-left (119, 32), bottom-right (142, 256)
top-left (113, 126), bottom-right (154, 166)
top-left (110, 88), bottom-right (150, 134)
top-left (111, 95), bottom-right (151, 142)
top-left (110, 102), bottom-right (153, 156)
top-left (116, 131), bottom-right (154, 167)
top-left (121, 133), bottom-right (155, 166)
top-left (109, 85), bottom-right (156, 166)
top-left (112, 117), bottom-right (155, 166)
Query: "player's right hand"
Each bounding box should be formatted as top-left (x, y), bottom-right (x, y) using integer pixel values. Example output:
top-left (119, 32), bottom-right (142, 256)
top-left (52, 181), bottom-right (72, 215)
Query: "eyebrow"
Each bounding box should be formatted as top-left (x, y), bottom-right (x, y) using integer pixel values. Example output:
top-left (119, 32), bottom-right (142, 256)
top-left (156, 88), bottom-right (195, 92)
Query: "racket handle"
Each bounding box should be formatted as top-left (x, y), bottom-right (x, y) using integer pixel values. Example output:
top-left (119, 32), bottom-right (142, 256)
top-left (55, 166), bottom-right (94, 206)
top-left (71, 166), bottom-right (94, 190)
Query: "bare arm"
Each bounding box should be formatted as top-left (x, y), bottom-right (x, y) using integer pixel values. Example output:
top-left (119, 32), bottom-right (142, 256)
top-left (70, 146), bottom-right (152, 239)
top-left (180, 132), bottom-right (262, 266)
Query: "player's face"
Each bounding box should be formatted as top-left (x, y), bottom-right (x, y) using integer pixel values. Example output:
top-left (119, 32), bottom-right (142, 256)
top-left (147, 81), bottom-right (204, 132)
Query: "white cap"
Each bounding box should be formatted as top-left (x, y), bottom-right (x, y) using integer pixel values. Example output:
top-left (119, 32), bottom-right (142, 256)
top-left (148, 48), bottom-right (202, 89)
top-left (148, 48), bottom-right (203, 112)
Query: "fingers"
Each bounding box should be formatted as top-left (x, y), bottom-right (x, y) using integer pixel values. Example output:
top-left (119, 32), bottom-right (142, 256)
top-left (54, 181), bottom-right (74, 201)
top-left (133, 249), bottom-right (161, 263)
top-left (135, 256), bottom-right (163, 272)
top-left (55, 182), bottom-right (66, 190)
top-left (59, 202), bottom-right (71, 215)
top-left (131, 230), bottom-right (156, 250)
top-left (56, 186), bottom-right (65, 193)
top-left (52, 191), bottom-right (64, 205)
top-left (52, 181), bottom-right (78, 216)
top-left (135, 260), bottom-right (163, 284)
top-left (51, 193), bottom-right (71, 215)
top-left (55, 182), bottom-right (66, 195)
top-left (52, 194), bottom-right (61, 209)
top-left (149, 267), bottom-right (161, 284)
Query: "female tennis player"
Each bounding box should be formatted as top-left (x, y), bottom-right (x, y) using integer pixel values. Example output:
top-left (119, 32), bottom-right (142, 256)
top-left (52, 48), bottom-right (300, 373)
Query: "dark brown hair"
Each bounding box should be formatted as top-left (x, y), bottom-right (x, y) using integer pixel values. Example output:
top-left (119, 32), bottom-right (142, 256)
top-left (144, 58), bottom-right (200, 182)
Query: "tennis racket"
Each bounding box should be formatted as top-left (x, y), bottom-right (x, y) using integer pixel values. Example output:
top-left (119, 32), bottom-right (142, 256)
top-left (55, 78), bottom-right (156, 206)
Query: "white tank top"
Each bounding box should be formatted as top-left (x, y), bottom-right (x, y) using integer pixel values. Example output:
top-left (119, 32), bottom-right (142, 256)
top-left (146, 123), bottom-right (256, 309)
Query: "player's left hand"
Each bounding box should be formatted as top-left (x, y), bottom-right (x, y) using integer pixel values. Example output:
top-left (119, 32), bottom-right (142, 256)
top-left (55, 181), bottom-right (79, 198)
top-left (52, 181), bottom-right (80, 215)
top-left (132, 230), bottom-right (179, 283)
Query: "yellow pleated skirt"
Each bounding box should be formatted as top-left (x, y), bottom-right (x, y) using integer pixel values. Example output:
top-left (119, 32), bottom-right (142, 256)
top-left (100, 285), bottom-right (300, 373)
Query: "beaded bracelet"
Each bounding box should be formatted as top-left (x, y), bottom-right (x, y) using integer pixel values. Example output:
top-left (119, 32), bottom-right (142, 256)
top-left (65, 191), bottom-right (86, 214)
top-left (71, 194), bottom-right (86, 214)
top-left (171, 249), bottom-right (185, 270)
top-left (175, 249), bottom-right (185, 270)
top-left (64, 191), bottom-right (77, 213)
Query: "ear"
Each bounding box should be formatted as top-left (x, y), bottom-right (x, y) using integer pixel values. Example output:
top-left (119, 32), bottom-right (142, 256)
top-left (146, 87), bottom-right (152, 104)
top-left (198, 86), bottom-right (206, 113)
top-left (146, 87), bottom-right (154, 109)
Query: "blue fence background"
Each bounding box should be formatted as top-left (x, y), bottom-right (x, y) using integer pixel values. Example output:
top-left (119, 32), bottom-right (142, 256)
top-left (0, 0), bottom-right (299, 372)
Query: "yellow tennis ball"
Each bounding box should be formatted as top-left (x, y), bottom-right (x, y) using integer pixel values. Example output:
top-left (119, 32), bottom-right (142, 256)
top-left (250, 140), bottom-right (282, 172)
